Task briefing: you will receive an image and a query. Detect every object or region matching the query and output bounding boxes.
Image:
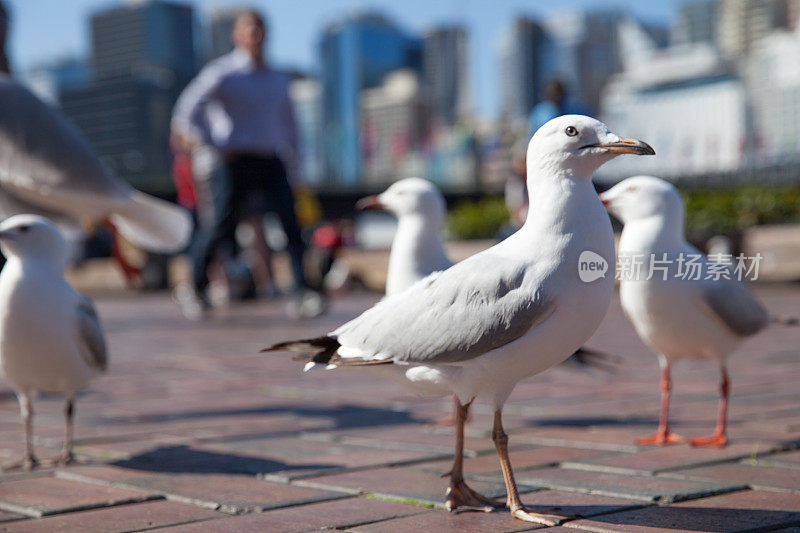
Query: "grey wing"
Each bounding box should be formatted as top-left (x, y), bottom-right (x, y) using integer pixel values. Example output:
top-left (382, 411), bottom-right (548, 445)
top-left (700, 280), bottom-right (769, 337)
top-left (0, 75), bottom-right (130, 205)
top-left (334, 255), bottom-right (555, 364)
top-left (76, 295), bottom-right (108, 371)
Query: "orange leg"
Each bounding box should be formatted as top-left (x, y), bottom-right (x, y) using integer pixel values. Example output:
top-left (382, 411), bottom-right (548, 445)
top-left (690, 367), bottom-right (729, 448)
top-left (103, 219), bottom-right (141, 286)
top-left (637, 364), bottom-right (685, 445)
top-left (435, 396), bottom-right (472, 427)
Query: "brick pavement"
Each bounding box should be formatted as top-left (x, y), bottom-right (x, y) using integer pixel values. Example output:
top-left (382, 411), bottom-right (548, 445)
top-left (0, 282), bottom-right (797, 532)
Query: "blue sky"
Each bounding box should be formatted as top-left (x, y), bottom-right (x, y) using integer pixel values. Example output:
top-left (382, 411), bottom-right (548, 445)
top-left (6, 0), bottom-right (681, 116)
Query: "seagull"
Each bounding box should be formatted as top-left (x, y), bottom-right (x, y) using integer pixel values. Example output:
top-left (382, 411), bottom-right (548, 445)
top-left (0, 74), bottom-right (192, 273)
top-left (0, 215), bottom-right (107, 469)
top-left (265, 115), bottom-right (654, 524)
top-left (355, 178), bottom-right (451, 297)
top-left (356, 178), bottom-right (616, 426)
top-left (600, 176), bottom-right (771, 448)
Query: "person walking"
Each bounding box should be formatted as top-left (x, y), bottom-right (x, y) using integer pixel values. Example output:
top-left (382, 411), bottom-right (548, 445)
top-left (171, 9), bottom-right (323, 319)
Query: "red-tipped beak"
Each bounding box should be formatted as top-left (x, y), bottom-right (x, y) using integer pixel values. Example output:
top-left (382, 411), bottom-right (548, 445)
top-left (599, 195), bottom-right (610, 206)
top-left (355, 195), bottom-right (384, 211)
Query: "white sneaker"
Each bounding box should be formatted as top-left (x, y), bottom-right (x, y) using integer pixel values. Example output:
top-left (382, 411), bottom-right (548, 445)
top-left (173, 283), bottom-right (210, 321)
top-left (286, 290), bottom-right (326, 319)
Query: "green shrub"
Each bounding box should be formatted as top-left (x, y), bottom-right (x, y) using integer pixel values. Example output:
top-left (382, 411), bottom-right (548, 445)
top-left (684, 186), bottom-right (800, 238)
top-left (446, 197), bottom-right (509, 240)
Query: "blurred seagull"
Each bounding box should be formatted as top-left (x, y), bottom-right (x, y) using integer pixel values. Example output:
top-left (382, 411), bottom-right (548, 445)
top-left (0, 215), bottom-right (107, 469)
top-left (356, 178), bottom-right (451, 297)
top-left (265, 115), bottom-right (654, 524)
top-left (0, 74), bottom-right (191, 276)
top-left (601, 176), bottom-right (775, 448)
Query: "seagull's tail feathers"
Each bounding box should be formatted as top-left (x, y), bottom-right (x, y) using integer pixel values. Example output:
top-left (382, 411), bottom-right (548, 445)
top-left (561, 346), bottom-right (620, 373)
top-left (261, 336), bottom-right (341, 371)
top-left (772, 315), bottom-right (800, 327)
top-left (262, 336), bottom-right (392, 371)
top-left (109, 191), bottom-right (192, 253)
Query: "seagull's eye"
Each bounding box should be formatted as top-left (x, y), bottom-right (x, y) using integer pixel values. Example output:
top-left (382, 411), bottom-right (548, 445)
top-left (627, 186), bottom-right (638, 193)
top-left (18, 226), bottom-right (29, 234)
top-left (565, 126), bottom-right (578, 137)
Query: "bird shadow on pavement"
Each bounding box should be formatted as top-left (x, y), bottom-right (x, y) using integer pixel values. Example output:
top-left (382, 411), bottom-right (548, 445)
top-left (524, 416), bottom-right (659, 427)
top-left (111, 444), bottom-right (337, 476)
top-left (102, 403), bottom-right (422, 432)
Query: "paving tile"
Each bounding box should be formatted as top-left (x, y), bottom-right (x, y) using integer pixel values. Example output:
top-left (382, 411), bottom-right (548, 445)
top-left (295, 466), bottom-right (517, 507)
top-left (664, 463), bottom-right (800, 493)
top-left (0, 476), bottom-right (158, 517)
top-left (563, 442), bottom-right (774, 475)
top-left (412, 447), bottom-right (618, 476)
top-left (346, 509), bottom-right (544, 533)
top-left (565, 489), bottom-right (800, 532)
top-left (307, 424), bottom-right (495, 456)
top-left (204, 437), bottom-right (448, 481)
top-left (508, 490), bottom-right (645, 520)
top-left (122, 473), bottom-right (349, 513)
top-left (748, 449), bottom-right (800, 470)
top-left (510, 427), bottom-right (643, 452)
top-left (495, 466), bottom-right (745, 503)
top-left (0, 511), bottom-right (24, 524)
top-left (153, 496), bottom-right (425, 532)
top-left (0, 500), bottom-right (222, 532)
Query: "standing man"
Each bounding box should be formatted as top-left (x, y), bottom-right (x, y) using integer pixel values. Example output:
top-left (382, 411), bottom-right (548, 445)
top-left (171, 9), bottom-right (323, 319)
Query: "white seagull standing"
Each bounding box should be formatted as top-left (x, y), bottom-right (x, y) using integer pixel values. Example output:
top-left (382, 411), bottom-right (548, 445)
top-left (0, 215), bottom-right (107, 469)
top-left (356, 177), bottom-right (614, 426)
top-left (356, 177), bottom-right (451, 297)
top-left (600, 176), bottom-right (771, 448)
top-left (0, 74), bottom-right (192, 259)
top-left (265, 115), bottom-right (654, 524)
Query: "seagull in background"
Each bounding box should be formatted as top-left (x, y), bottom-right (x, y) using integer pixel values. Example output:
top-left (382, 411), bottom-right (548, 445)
top-left (356, 178), bottom-right (451, 298)
top-left (601, 176), bottom-right (782, 448)
top-left (0, 215), bottom-right (107, 469)
top-left (0, 74), bottom-right (192, 279)
top-left (265, 116), bottom-right (654, 524)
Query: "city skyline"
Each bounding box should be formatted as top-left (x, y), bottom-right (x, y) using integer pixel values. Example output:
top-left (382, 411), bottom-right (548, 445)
top-left (6, 0), bottom-right (680, 118)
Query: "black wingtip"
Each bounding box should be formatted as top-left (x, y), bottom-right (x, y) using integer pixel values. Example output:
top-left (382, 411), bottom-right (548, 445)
top-left (563, 347), bottom-right (620, 373)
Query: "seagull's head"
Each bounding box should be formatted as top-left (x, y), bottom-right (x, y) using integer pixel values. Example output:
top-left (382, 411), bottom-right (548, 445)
top-left (527, 115), bottom-right (654, 179)
top-left (356, 178), bottom-right (446, 225)
top-left (599, 176), bottom-right (684, 226)
top-left (0, 214), bottom-right (69, 264)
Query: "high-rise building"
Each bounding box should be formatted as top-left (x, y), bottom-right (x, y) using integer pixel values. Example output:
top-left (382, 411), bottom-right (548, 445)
top-left (290, 78), bottom-right (324, 186)
top-left (319, 13), bottom-right (422, 187)
top-left (717, 0), bottom-right (791, 60)
top-left (24, 58), bottom-right (89, 104)
top-left (360, 70), bottom-right (429, 186)
top-left (601, 33), bottom-right (744, 180)
top-left (207, 7), bottom-right (238, 61)
top-left (91, 0), bottom-right (196, 85)
top-left (61, 77), bottom-right (177, 195)
top-left (499, 17), bottom-right (551, 121)
top-left (61, 0), bottom-right (197, 196)
top-left (422, 25), bottom-right (469, 126)
top-left (746, 29), bottom-right (800, 164)
top-left (672, 0), bottom-right (720, 46)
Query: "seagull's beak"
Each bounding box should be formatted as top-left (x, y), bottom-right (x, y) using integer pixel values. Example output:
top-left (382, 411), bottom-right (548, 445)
top-left (585, 137), bottom-right (655, 156)
top-left (355, 195), bottom-right (384, 211)
top-left (599, 194), bottom-right (610, 206)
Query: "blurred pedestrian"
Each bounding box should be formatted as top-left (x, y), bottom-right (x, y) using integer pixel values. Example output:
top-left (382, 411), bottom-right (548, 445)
top-left (171, 9), bottom-right (323, 319)
top-left (0, 1), bottom-right (10, 75)
top-left (528, 79), bottom-right (588, 135)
